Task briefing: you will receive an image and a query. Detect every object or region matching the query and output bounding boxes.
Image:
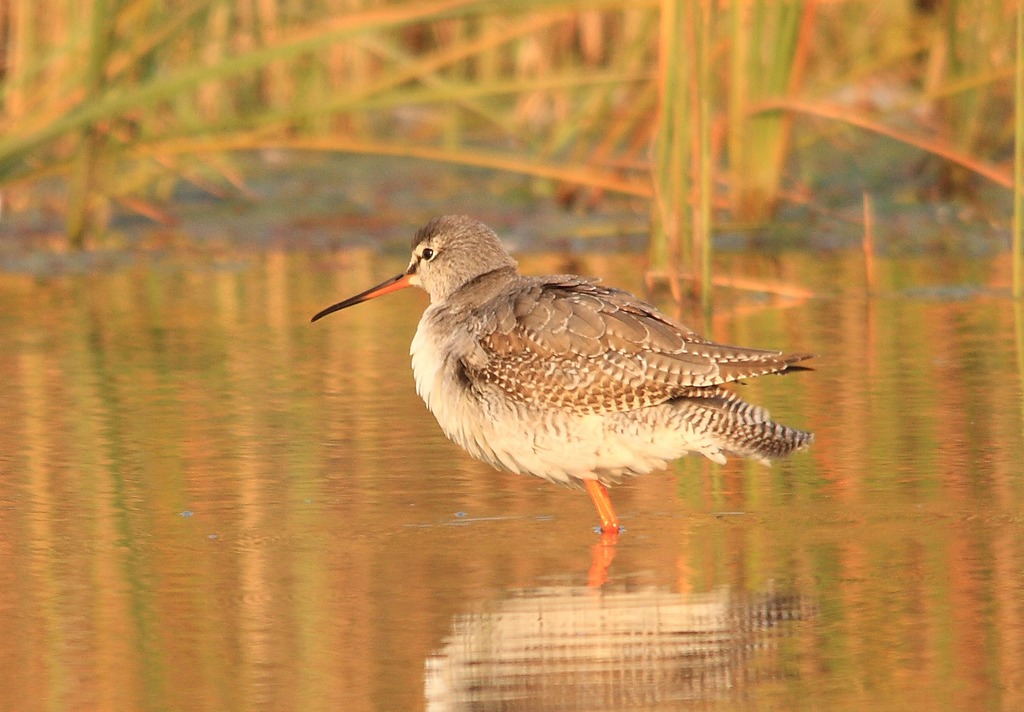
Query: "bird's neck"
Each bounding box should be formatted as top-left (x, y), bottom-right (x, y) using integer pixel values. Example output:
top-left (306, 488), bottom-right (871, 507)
top-left (435, 266), bottom-right (520, 309)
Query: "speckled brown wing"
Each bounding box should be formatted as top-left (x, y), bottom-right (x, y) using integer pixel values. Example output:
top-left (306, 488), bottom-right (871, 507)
top-left (474, 276), bottom-right (812, 415)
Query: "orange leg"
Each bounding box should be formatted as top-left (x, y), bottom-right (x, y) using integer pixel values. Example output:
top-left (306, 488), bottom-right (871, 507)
top-left (584, 480), bottom-right (620, 534)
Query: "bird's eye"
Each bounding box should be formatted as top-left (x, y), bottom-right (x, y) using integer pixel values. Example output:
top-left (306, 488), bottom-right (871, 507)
top-left (421, 247), bottom-right (435, 261)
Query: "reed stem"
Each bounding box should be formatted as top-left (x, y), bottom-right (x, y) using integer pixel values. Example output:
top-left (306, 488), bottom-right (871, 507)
top-left (1014, 0), bottom-right (1023, 299)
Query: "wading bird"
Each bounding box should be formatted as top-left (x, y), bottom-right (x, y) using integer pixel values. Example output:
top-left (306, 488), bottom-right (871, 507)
top-left (312, 215), bottom-right (813, 535)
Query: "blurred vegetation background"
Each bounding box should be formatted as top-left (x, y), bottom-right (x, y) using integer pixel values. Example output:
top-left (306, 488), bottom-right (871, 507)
top-left (0, 0), bottom-right (1020, 291)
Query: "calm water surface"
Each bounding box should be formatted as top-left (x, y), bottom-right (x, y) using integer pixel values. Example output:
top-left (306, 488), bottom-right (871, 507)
top-left (1, 246), bottom-right (1022, 711)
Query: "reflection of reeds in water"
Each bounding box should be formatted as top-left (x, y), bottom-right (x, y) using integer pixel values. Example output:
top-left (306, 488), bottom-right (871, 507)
top-left (2, 251), bottom-right (1024, 709)
top-left (425, 587), bottom-right (809, 710)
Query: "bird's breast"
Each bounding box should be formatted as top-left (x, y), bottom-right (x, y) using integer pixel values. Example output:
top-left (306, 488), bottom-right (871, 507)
top-left (410, 311), bottom-right (447, 414)
top-left (411, 304), bottom-right (546, 476)
top-left (410, 307), bottom-right (486, 439)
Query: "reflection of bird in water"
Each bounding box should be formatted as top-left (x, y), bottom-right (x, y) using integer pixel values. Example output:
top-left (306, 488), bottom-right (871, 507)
top-left (313, 216), bottom-right (813, 534)
top-left (424, 586), bottom-right (811, 710)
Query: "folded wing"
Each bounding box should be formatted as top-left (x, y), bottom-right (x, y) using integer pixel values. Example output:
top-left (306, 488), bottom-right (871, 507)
top-left (474, 276), bottom-right (812, 416)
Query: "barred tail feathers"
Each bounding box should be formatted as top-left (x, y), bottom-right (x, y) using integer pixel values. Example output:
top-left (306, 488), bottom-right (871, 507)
top-left (670, 387), bottom-right (813, 464)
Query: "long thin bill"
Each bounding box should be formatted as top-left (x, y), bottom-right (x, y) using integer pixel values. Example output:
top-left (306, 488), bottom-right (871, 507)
top-left (310, 272), bottom-right (413, 322)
